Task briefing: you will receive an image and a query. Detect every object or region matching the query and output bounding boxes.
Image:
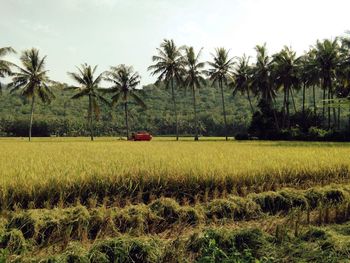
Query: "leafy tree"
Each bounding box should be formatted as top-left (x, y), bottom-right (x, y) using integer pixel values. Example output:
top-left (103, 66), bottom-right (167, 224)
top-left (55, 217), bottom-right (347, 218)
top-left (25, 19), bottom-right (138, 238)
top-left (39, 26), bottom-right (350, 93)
top-left (104, 64), bottom-right (145, 139)
top-left (272, 46), bottom-right (300, 128)
top-left (183, 47), bottom-right (206, 140)
top-left (67, 64), bottom-right (109, 141)
top-left (148, 39), bottom-right (185, 140)
top-left (8, 48), bottom-right (55, 141)
top-left (0, 47), bottom-right (16, 95)
top-left (231, 55), bottom-right (255, 113)
top-left (207, 48), bottom-right (235, 140)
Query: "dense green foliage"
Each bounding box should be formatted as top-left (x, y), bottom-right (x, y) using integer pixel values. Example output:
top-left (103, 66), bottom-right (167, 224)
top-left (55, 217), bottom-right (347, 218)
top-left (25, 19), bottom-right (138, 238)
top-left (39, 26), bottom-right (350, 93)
top-left (0, 82), bottom-right (255, 137)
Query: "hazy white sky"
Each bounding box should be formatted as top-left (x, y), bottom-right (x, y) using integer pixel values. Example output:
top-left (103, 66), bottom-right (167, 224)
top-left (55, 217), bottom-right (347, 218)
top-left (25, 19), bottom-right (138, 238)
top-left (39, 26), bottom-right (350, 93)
top-left (1, 0), bottom-right (349, 85)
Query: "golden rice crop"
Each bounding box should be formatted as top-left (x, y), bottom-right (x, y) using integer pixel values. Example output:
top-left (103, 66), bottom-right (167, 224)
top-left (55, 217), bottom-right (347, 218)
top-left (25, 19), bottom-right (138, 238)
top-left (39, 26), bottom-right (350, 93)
top-left (1, 137), bottom-right (350, 209)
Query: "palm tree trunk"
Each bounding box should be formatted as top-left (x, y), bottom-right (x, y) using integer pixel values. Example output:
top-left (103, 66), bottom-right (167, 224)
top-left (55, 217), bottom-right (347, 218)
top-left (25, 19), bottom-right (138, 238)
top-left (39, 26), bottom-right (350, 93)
top-left (271, 96), bottom-right (280, 132)
top-left (88, 95), bottom-right (94, 141)
top-left (302, 82), bottom-right (306, 117)
top-left (332, 91), bottom-right (337, 129)
top-left (338, 105), bottom-right (341, 130)
top-left (220, 79), bottom-right (228, 141)
top-left (247, 88), bottom-right (254, 113)
top-left (282, 88), bottom-right (287, 128)
top-left (286, 85), bottom-right (290, 129)
top-left (322, 87), bottom-right (326, 127)
top-left (171, 78), bottom-right (179, 141)
top-left (29, 95), bottom-right (35, 142)
top-left (290, 88), bottom-right (297, 113)
top-left (192, 84), bottom-right (199, 141)
top-left (124, 102), bottom-right (129, 139)
top-left (313, 85), bottom-right (317, 125)
top-left (348, 105), bottom-right (350, 133)
top-left (328, 85), bottom-right (331, 129)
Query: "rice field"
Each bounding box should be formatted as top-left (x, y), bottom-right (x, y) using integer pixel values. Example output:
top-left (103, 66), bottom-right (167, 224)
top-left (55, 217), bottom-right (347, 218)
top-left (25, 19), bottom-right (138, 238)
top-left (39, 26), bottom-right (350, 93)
top-left (1, 138), bottom-right (350, 189)
top-left (2, 137), bottom-right (350, 262)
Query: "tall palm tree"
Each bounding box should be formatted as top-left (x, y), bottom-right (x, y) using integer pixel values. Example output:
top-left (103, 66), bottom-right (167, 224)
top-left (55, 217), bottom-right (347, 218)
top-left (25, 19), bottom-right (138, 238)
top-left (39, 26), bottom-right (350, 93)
top-left (272, 46), bottom-right (300, 128)
top-left (312, 39), bottom-right (340, 129)
top-left (183, 47), bottom-right (206, 141)
top-left (231, 55), bottom-right (254, 113)
top-left (251, 44), bottom-right (279, 130)
top-left (207, 48), bottom-right (235, 141)
top-left (104, 64), bottom-right (146, 139)
top-left (148, 39), bottom-right (185, 140)
top-left (0, 47), bottom-right (16, 94)
top-left (67, 64), bottom-right (109, 141)
top-left (8, 48), bottom-right (55, 141)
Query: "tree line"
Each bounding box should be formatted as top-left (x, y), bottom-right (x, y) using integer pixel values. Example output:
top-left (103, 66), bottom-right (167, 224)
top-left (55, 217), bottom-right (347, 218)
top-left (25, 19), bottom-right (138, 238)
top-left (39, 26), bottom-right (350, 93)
top-left (1, 33), bottom-right (350, 141)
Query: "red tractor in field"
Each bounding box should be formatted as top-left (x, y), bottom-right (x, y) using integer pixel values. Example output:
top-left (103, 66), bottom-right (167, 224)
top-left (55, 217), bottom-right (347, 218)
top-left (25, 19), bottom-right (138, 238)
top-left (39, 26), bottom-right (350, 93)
top-left (130, 131), bottom-right (153, 141)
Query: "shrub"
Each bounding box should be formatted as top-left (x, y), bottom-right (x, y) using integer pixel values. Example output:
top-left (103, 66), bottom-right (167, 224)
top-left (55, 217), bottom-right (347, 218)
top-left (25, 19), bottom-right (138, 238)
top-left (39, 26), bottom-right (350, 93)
top-left (308, 127), bottom-right (328, 139)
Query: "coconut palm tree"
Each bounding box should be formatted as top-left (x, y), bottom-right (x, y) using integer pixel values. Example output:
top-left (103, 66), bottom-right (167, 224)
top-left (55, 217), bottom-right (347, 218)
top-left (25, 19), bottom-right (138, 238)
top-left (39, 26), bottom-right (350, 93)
top-left (183, 47), bottom-right (206, 141)
top-left (231, 55), bottom-right (254, 113)
top-left (311, 39), bottom-right (340, 129)
top-left (8, 48), bottom-right (55, 141)
top-left (207, 48), bottom-right (235, 141)
top-left (148, 39), bottom-right (185, 140)
top-left (0, 47), bottom-right (16, 94)
top-left (251, 44), bottom-right (279, 130)
top-left (67, 64), bottom-right (109, 141)
top-left (104, 64), bottom-right (146, 139)
top-left (272, 46), bottom-right (300, 128)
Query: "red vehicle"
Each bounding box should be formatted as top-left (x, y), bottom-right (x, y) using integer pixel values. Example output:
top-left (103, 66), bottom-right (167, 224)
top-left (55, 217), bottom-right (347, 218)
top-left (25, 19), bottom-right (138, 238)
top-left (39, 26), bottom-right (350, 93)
top-left (130, 131), bottom-right (153, 141)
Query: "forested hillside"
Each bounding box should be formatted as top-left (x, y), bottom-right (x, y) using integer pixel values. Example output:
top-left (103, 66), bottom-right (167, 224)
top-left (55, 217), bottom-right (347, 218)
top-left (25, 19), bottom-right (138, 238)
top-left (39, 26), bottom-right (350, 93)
top-left (0, 81), bottom-right (334, 137)
top-left (0, 82), bottom-right (253, 137)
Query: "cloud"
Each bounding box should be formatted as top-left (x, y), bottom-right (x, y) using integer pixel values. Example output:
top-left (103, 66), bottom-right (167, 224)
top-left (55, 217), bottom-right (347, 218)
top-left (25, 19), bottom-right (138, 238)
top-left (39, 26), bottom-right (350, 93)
top-left (19, 19), bottom-right (58, 37)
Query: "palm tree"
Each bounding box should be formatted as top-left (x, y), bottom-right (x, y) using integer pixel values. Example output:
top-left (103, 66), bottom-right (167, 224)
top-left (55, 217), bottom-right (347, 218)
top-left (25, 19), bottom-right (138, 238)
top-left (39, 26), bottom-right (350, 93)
top-left (207, 48), bottom-right (235, 141)
top-left (251, 44), bottom-right (279, 130)
top-left (104, 64), bottom-right (146, 139)
top-left (8, 48), bottom-right (55, 141)
top-left (67, 64), bottom-right (109, 141)
top-left (0, 47), bottom-right (16, 94)
top-left (312, 39), bottom-right (340, 129)
top-left (231, 55), bottom-right (254, 113)
top-left (183, 47), bottom-right (206, 141)
top-left (272, 46), bottom-right (300, 128)
top-left (148, 39), bottom-right (185, 140)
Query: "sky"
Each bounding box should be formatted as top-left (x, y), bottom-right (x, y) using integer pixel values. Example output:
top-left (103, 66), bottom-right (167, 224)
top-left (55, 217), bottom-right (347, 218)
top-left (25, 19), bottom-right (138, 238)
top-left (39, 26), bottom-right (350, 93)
top-left (1, 0), bottom-right (349, 86)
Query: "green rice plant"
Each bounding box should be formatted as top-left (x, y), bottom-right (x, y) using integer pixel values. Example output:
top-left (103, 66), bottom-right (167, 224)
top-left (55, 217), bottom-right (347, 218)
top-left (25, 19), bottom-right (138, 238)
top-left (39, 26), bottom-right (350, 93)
top-left (301, 227), bottom-right (329, 242)
top-left (113, 204), bottom-right (161, 235)
top-left (7, 212), bottom-right (36, 239)
top-left (249, 191), bottom-right (291, 214)
top-left (89, 236), bottom-right (163, 263)
top-left (0, 229), bottom-right (26, 255)
top-left (149, 198), bottom-right (181, 225)
top-left (179, 206), bottom-right (204, 226)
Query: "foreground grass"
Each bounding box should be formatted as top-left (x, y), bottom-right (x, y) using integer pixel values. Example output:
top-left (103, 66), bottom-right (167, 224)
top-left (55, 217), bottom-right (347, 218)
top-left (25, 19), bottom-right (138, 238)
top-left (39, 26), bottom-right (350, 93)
top-left (1, 138), bottom-right (350, 209)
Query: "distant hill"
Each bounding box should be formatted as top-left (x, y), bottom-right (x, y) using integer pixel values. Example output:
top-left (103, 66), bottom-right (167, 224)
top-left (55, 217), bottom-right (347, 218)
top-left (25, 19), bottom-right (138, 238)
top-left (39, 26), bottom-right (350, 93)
top-left (0, 82), bottom-right (326, 137)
